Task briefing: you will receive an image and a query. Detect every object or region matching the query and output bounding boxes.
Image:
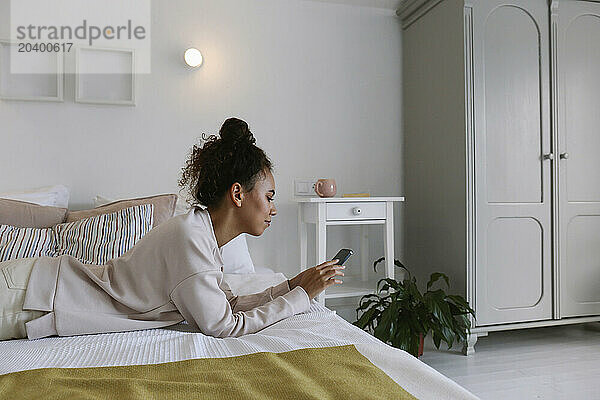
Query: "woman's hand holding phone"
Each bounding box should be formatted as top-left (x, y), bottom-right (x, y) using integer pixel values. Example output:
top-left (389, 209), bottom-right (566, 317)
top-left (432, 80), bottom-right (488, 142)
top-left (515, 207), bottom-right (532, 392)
top-left (288, 259), bottom-right (345, 300)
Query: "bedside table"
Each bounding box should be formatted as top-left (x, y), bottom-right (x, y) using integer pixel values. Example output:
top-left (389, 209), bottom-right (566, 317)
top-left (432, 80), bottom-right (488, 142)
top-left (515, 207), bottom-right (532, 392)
top-left (295, 197), bottom-right (405, 305)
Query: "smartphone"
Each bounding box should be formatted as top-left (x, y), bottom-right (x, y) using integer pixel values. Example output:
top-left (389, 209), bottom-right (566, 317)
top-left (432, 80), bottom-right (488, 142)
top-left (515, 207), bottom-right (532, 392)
top-left (332, 248), bottom-right (354, 265)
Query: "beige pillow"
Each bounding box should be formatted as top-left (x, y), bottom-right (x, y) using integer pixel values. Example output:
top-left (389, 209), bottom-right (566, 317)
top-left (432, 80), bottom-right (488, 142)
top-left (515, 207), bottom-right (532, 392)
top-left (0, 198), bottom-right (67, 228)
top-left (66, 194), bottom-right (177, 228)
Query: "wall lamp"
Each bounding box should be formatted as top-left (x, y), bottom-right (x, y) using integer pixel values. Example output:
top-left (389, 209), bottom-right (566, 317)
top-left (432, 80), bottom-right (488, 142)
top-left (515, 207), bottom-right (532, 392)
top-left (184, 48), bottom-right (203, 68)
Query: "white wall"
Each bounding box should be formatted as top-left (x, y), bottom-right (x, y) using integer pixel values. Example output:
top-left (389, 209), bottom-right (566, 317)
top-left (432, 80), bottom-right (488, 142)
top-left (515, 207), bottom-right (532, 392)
top-left (0, 0), bottom-right (403, 284)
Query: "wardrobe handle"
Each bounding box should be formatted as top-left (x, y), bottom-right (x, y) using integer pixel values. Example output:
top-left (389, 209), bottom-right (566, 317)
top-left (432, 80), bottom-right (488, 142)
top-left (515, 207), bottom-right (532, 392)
top-left (543, 153), bottom-right (554, 160)
top-left (560, 152), bottom-right (569, 160)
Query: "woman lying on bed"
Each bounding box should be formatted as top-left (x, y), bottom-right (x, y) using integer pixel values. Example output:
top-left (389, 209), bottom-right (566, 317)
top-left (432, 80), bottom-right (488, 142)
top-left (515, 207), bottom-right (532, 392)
top-left (0, 118), bottom-right (345, 341)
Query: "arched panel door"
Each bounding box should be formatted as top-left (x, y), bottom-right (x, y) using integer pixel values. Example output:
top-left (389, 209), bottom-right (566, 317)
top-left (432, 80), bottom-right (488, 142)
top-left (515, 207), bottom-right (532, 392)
top-left (556, 1), bottom-right (600, 317)
top-left (472, 0), bottom-right (553, 325)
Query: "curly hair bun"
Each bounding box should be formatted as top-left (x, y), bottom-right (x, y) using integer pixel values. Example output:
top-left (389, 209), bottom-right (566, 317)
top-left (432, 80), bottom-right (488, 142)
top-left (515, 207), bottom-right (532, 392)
top-left (178, 117), bottom-right (272, 209)
top-left (219, 117), bottom-right (256, 146)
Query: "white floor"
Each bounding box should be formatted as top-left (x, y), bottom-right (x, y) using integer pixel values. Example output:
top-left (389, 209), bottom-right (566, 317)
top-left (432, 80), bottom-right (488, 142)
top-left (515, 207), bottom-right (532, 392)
top-left (419, 323), bottom-right (600, 400)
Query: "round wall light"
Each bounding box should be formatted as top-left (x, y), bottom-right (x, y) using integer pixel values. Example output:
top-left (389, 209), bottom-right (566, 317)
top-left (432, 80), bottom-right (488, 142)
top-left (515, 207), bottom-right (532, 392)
top-left (184, 48), bottom-right (203, 68)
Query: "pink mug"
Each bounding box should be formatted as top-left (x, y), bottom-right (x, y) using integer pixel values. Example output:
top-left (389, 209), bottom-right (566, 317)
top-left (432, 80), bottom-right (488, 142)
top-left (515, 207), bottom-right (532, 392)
top-left (315, 179), bottom-right (337, 198)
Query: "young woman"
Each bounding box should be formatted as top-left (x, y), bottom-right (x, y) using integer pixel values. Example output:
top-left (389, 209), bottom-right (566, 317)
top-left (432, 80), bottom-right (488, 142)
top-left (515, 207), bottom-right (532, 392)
top-left (0, 118), bottom-right (344, 341)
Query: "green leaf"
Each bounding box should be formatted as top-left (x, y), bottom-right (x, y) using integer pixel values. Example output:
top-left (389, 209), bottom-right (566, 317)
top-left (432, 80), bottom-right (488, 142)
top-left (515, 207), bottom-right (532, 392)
top-left (441, 325), bottom-right (455, 349)
top-left (372, 256), bottom-right (385, 273)
top-left (406, 279), bottom-right (424, 303)
top-left (394, 259), bottom-right (407, 270)
top-left (353, 307), bottom-right (379, 329)
top-left (376, 278), bottom-right (391, 292)
top-left (393, 324), bottom-right (419, 357)
top-left (373, 307), bottom-right (390, 337)
top-left (358, 293), bottom-right (380, 305)
top-left (426, 272), bottom-right (450, 290)
top-left (377, 278), bottom-right (398, 292)
top-left (356, 297), bottom-right (378, 312)
top-left (424, 291), bottom-right (455, 336)
top-left (446, 294), bottom-right (475, 317)
top-left (406, 333), bottom-right (419, 357)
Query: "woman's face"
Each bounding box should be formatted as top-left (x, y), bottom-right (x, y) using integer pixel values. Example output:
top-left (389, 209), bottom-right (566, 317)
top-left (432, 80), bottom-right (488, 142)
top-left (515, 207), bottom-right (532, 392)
top-left (241, 169), bottom-right (277, 236)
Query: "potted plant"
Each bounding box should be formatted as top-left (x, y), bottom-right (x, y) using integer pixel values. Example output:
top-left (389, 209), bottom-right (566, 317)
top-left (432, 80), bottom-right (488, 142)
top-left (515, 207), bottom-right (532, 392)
top-left (353, 258), bottom-right (475, 357)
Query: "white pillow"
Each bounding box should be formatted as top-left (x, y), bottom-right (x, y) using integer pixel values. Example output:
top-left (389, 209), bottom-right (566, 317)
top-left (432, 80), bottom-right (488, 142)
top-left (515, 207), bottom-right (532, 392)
top-left (95, 195), bottom-right (254, 272)
top-left (221, 234), bottom-right (255, 274)
top-left (0, 225), bottom-right (56, 262)
top-left (223, 272), bottom-right (287, 296)
top-left (0, 184), bottom-right (70, 208)
top-left (92, 194), bottom-right (115, 208)
top-left (254, 265), bottom-right (276, 274)
top-left (54, 204), bottom-right (154, 265)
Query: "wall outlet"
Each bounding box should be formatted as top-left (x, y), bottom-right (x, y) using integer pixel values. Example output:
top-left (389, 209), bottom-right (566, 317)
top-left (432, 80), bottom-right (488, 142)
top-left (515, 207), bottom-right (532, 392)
top-left (294, 178), bottom-right (318, 196)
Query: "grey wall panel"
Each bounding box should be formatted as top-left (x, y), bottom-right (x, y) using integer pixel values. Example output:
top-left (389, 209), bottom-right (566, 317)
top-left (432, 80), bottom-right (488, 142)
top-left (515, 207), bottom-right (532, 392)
top-left (403, 0), bottom-right (467, 295)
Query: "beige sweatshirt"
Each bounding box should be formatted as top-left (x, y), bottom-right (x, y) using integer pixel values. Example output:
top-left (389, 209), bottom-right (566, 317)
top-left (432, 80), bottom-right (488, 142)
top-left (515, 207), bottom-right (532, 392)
top-left (22, 207), bottom-right (311, 340)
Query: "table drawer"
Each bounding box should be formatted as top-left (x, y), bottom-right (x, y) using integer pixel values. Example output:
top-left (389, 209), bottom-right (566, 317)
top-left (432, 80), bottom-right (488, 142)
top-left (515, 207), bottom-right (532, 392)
top-left (326, 202), bottom-right (386, 220)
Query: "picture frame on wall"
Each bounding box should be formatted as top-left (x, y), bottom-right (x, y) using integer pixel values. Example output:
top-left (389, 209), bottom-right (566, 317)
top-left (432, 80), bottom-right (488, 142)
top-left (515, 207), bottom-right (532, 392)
top-left (0, 40), bottom-right (64, 102)
top-left (75, 47), bottom-right (136, 106)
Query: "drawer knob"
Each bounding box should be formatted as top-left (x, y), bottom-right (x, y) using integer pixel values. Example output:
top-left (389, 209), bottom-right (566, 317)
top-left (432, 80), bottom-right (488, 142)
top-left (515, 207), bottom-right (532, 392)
top-left (352, 207), bottom-right (362, 215)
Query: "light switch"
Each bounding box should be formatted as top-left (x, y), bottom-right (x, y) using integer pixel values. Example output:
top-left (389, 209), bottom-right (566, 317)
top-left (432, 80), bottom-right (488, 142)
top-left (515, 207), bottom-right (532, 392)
top-left (294, 178), bottom-right (317, 196)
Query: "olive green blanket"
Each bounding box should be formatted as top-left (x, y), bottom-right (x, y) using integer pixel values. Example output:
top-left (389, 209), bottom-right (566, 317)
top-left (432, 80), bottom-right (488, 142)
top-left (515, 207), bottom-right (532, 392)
top-left (0, 344), bottom-right (416, 399)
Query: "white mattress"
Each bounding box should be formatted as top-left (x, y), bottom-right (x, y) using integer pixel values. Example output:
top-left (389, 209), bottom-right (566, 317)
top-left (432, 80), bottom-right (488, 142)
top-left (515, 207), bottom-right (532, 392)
top-left (0, 272), bottom-right (478, 400)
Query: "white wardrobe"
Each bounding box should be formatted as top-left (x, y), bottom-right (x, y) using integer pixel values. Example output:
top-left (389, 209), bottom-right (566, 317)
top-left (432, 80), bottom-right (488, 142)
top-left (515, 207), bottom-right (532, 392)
top-left (399, 0), bottom-right (600, 354)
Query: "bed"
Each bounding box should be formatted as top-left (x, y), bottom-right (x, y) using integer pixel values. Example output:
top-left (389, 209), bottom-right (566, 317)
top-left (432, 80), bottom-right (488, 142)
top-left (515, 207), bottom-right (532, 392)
top-left (0, 271), bottom-right (479, 400)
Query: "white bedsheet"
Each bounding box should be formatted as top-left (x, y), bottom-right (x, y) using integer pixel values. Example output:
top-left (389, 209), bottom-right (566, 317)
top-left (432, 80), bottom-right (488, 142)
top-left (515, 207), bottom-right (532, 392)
top-left (0, 273), bottom-right (479, 400)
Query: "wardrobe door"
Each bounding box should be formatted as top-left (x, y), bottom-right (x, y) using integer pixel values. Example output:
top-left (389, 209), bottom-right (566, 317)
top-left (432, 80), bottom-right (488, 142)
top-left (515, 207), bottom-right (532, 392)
top-left (556, 0), bottom-right (600, 317)
top-left (471, 0), bottom-right (553, 325)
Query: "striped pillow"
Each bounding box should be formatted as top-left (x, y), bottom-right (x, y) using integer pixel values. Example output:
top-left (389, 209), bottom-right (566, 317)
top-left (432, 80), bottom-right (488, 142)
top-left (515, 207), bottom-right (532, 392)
top-left (53, 204), bottom-right (154, 265)
top-left (0, 225), bottom-right (56, 262)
